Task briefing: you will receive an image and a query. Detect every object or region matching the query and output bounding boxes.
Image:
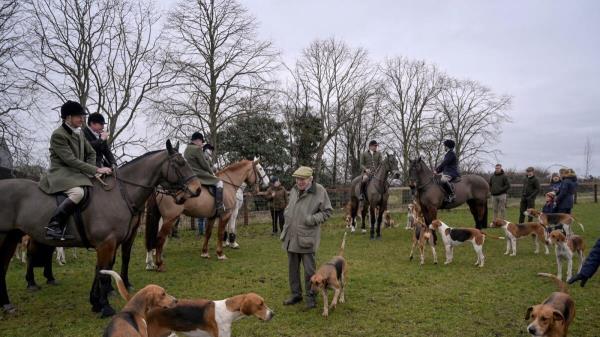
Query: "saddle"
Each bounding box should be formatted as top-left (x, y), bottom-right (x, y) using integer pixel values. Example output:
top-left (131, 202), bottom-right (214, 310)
top-left (53, 186), bottom-right (92, 247)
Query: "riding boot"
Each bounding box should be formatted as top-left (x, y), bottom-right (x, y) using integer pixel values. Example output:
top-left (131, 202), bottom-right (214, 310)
top-left (45, 198), bottom-right (77, 240)
top-left (442, 181), bottom-right (455, 203)
top-left (215, 187), bottom-right (225, 216)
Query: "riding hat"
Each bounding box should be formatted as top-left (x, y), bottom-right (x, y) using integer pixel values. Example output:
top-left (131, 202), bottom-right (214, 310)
top-left (87, 113), bottom-right (106, 125)
top-left (60, 101), bottom-right (87, 119)
top-left (191, 132), bottom-right (204, 142)
top-left (369, 140), bottom-right (378, 146)
top-left (443, 139), bottom-right (455, 149)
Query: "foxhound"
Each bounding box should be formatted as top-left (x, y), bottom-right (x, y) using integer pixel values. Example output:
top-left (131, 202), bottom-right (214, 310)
top-left (310, 232), bottom-right (348, 317)
top-left (526, 273), bottom-right (575, 337)
top-left (489, 219), bottom-right (548, 256)
top-left (524, 209), bottom-right (585, 237)
top-left (548, 230), bottom-right (586, 281)
top-left (429, 220), bottom-right (486, 267)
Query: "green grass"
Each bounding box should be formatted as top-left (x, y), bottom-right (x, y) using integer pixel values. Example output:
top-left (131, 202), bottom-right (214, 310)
top-left (2, 203), bottom-right (600, 337)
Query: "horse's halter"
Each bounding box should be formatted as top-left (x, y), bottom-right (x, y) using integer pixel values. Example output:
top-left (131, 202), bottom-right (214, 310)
top-left (409, 159), bottom-right (434, 190)
top-left (221, 160), bottom-right (268, 193)
top-left (158, 153), bottom-right (199, 198)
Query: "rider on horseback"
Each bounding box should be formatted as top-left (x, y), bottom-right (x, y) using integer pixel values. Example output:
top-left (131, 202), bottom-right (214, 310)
top-left (184, 132), bottom-right (225, 216)
top-left (435, 139), bottom-right (459, 203)
top-left (39, 101), bottom-right (113, 240)
top-left (359, 140), bottom-right (382, 201)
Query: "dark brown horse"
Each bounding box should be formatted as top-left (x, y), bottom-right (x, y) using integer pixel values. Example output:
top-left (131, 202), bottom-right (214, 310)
top-left (348, 150), bottom-right (399, 239)
top-left (0, 141), bottom-right (201, 316)
top-left (408, 157), bottom-right (489, 230)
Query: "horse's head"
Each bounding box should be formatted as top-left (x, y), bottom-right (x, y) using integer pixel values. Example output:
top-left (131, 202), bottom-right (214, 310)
top-left (251, 157), bottom-right (270, 189)
top-left (159, 140), bottom-right (201, 205)
top-left (384, 149), bottom-right (400, 176)
top-left (408, 156), bottom-right (425, 187)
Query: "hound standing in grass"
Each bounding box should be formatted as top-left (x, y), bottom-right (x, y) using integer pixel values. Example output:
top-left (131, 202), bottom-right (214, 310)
top-left (489, 219), bottom-right (548, 256)
top-left (310, 232), bottom-right (348, 317)
top-left (409, 218), bottom-right (437, 265)
top-left (429, 220), bottom-right (486, 267)
top-left (548, 230), bottom-right (586, 281)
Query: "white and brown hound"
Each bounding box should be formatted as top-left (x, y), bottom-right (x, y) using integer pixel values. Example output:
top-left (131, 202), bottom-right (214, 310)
top-left (489, 219), bottom-right (549, 256)
top-left (524, 209), bottom-right (585, 237)
top-left (310, 232), bottom-right (348, 317)
top-left (548, 230), bottom-right (586, 281)
top-left (429, 220), bottom-right (486, 267)
top-left (526, 273), bottom-right (575, 337)
top-left (409, 218), bottom-right (437, 265)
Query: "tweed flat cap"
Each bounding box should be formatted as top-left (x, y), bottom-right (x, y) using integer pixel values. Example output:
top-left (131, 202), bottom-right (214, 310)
top-left (292, 166), bottom-right (313, 178)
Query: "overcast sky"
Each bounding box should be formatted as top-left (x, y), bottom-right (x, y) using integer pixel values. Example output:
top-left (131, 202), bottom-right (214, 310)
top-left (158, 0), bottom-right (600, 175)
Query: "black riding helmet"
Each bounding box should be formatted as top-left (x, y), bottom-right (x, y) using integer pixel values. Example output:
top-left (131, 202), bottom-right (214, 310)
top-left (369, 140), bottom-right (378, 146)
top-left (191, 132), bottom-right (204, 142)
top-left (87, 113), bottom-right (106, 125)
top-left (60, 100), bottom-right (87, 119)
top-left (443, 139), bottom-right (455, 149)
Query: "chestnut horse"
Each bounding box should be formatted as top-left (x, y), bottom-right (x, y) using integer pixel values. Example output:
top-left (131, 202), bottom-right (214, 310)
top-left (145, 159), bottom-right (269, 271)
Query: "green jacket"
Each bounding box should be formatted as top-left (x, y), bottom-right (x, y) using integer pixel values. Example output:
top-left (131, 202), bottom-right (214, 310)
top-left (183, 144), bottom-right (220, 186)
top-left (265, 185), bottom-right (288, 211)
top-left (521, 175), bottom-right (540, 201)
top-left (360, 150), bottom-right (382, 172)
top-left (489, 170), bottom-right (511, 196)
top-left (280, 182), bottom-right (332, 254)
top-left (39, 124), bottom-right (97, 194)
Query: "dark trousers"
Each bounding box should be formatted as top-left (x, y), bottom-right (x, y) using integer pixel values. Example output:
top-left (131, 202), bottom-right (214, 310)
top-left (273, 210), bottom-right (284, 233)
top-left (519, 198), bottom-right (535, 223)
top-left (287, 252), bottom-right (316, 298)
top-left (555, 208), bottom-right (572, 214)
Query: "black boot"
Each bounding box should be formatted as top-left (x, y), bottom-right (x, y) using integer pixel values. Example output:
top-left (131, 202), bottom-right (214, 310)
top-left (283, 295), bottom-right (302, 305)
top-left (442, 181), bottom-right (455, 203)
top-left (45, 198), bottom-right (77, 240)
top-left (215, 187), bottom-right (225, 216)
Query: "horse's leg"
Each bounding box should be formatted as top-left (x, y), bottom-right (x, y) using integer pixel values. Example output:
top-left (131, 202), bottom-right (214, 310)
top-left (361, 205), bottom-right (368, 234)
top-left (422, 205), bottom-right (438, 245)
top-left (120, 238), bottom-right (134, 289)
top-left (155, 217), bottom-right (175, 272)
top-left (369, 205), bottom-right (376, 239)
top-left (201, 218), bottom-right (214, 258)
top-left (0, 232), bottom-right (20, 313)
top-left (350, 199), bottom-right (358, 233)
top-left (217, 216), bottom-right (228, 260)
top-left (376, 207), bottom-right (384, 239)
top-left (94, 239), bottom-right (118, 318)
top-left (42, 245), bottom-right (57, 285)
top-left (467, 199), bottom-right (488, 230)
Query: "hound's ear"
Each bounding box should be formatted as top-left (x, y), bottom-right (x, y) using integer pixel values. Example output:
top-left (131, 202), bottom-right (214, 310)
top-left (175, 141), bottom-right (180, 151)
top-left (552, 310), bottom-right (564, 323)
top-left (253, 156), bottom-right (259, 163)
top-left (166, 139), bottom-right (175, 154)
top-left (525, 307), bottom-right (533, 320)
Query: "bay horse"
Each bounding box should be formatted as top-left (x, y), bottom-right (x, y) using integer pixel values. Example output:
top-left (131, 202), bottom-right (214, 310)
top-left (348, 150), bottom-right (399, 239)
top-left (0, 140), bottom-right (201, 316)
top-left (408, 157), bottom-right (489, 230)
top-left (145, 158), bottom-right (269, 271)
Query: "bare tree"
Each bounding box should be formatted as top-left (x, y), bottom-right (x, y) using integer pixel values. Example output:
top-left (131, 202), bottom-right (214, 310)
top-left (22, 0), bottom-right (167, 160)
top-left (381, 57), bottom-right (445, 181)
top-left (294, 38), bottom-right (372, 180)
top-left (0, 0), bottom-right (37, 163)
top-left (584, 137), bottom-right (592, 178)
top-left (153, 0), bottom-right (278, 158)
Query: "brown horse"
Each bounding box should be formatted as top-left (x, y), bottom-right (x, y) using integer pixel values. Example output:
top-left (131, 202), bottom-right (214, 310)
top-left (0, 141), bottom-right (201, 316)
top-left (408, 157), bottom-right (489, 230)
top-left (145, 158), bottom-right (269, 270)
top-left (348, 150), bottom-right (399, 239)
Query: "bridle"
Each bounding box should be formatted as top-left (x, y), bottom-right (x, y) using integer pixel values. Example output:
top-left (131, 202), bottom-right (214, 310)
top-left (410, 161), bottom-right (434, 190)
top-left (220, 161), bottom-right (267, 193)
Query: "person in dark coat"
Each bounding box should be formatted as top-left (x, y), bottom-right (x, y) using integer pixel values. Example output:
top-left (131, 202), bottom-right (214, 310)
top-left (435, 139), bottom-right (459, 203)
top-left (549, 172), bottom-right (562, 194)
top-left (265, 176), bottom-right (288, 235)
top-left (518, 167), bottom-right (540, 223)
top-left (489, 163), bottom-right (511, 220)
top-left (554, 168), bottom-right (577, 214)
top-left (542, 192), bottom-right (556, 213)
top-left (83, 113), bottom-right (117, 168)
top-left (568, 238), bottom-right (600, 287)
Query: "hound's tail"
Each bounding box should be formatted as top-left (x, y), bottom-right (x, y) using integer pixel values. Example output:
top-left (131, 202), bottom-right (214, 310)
top-left (537, 273), bottom-right (568, 293)
top-left (338, 232), bottom-right (348, 257)
top-left (100, 270), bottom-right (131, 301)
top-left (480, 231), bottom-right (505, 240)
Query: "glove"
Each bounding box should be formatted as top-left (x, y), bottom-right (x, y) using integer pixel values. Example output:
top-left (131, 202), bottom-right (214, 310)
top-left (567, 274), bottom-right (588, 287)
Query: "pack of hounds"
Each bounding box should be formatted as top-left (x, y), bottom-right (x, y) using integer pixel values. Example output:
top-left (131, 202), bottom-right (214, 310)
top-left (17, 202), bottom-right (589, 337)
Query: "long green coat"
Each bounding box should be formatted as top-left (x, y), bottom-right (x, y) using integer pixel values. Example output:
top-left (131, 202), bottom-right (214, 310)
top-left (360, 150), bottom-right (382, 172)
top-left (39, 124), bottom-right (97, 194)
top-left (183, 144), bottom-right (220, 186)
top-left (280, 182), bottom-right (332, 254)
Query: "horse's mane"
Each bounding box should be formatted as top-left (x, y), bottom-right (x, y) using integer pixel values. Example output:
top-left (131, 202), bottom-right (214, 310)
top-left (217, 159), bottom-right (252, 175)
top-left (120, 150), bottom-right (164, 168)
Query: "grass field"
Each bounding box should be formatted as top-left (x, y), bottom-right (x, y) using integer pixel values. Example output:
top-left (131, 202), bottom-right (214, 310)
top-left (2, 203), bottom-right (599, 337)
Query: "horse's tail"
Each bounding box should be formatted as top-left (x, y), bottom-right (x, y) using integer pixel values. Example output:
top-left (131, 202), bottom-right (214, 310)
top-left (537, 272), bottom-right (568, 293)
top-left (100, 270), bottom-right (130, 301)
top-left (570, 215), bottom-right (585, 232)
top-left (480, 231), bottom-right (505, 240)
top-left (338, 232), bottom-right (348, 257)
top-left (144, 193), bottom-right (161, 251)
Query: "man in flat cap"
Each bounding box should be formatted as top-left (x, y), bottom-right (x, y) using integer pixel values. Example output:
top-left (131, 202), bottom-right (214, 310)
top-left (281, 166), bottom-right (332, 309)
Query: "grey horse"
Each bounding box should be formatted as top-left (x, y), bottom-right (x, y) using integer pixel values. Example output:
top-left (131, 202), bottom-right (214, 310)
top-left (0, 140), bottom-right (201, 316)
top-left (349, 150), bottom-right (399, 239)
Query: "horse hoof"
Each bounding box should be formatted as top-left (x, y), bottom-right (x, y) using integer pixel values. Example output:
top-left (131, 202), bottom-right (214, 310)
top-left (91, 304), bottom-right (102, 313)
top-left (231, 243), bottom-right (240, 249)
top-left (375, 236), bottom-right (382, 240)
top-left (409, 256), bottom-right (413, 261)
top-left (27, 285), bottom-right (41, 292)
top-left (2, 304), bottom-right (17, 314)
top-left (157, 265), bottom-right (166, 272)
top-left (100, 305), bottom-right (116, 318)
top-left (46, 279), bottom-right (58, 286)
top-left (145, 264), bottom-right (156, 271)
top-left (361, 229), bottom-right (367, 234)
top-left (218, 255), bottom-right (228, 260)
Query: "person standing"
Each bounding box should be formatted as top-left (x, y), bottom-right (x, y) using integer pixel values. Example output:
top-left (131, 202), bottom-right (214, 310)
top-left (518, 167), bottom-right (540, 223)
top-left (489, 163), bottom-right (511, 220)
top-left (265, 176), bottom-right (288, 235)
top-left (281, 166), bottom-right (332, 309)
top-left (550, 172), bottom-right (562, 194)
top-left (554, 168), bottom-right (577, 214)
